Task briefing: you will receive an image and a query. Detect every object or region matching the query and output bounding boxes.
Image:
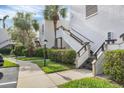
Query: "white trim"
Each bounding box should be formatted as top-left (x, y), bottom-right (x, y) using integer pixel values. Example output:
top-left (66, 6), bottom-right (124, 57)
top-left (85, 12), bottom-right (97, 19)
top-left (0, 81), bottom-right (16, 86)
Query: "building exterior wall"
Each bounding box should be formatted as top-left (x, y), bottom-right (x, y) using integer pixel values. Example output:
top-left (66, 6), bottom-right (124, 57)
top-left (0, 28), bottom-right (12, 48)
top-left (70, 5), bottom-right (124, 52)
top-left (39, 20), bottom-right (70, 48)
top-left (0, 29), bottom-right (11, 43)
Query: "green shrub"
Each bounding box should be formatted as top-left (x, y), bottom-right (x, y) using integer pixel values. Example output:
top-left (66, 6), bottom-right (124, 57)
top-left (48, 49), bottom-right (63, 62)
top-left (22, 49), bottom-right (28, 57)
top-left (0, 48), bottom-right (11, 55)
top-left (48, 49), bottom-right (76, 64)
top-left (63, 50), bottom-right (76, 64)
top-left (104, 50), bottom-right (124, 85)
top-left (13, 45), bottom-right (25, 56)
top-left (34, 48), bottom-right (44, 57)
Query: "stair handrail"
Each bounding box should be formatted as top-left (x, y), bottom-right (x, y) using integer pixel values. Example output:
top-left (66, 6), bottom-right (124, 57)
top-left (0, 39), bottom-right (11, 45)
top-left (57, 26), bottom-right (90, 56)
top-left (93, 42), bottom-right (105, 59)
top-left (57, 26), bottom-right (94, 44)
top-left (56, 26), bottom-right (85, 45)
top-left (77, 42), bottom-right (90, 56)
top-left (71, 28), bottom-right (94, 43)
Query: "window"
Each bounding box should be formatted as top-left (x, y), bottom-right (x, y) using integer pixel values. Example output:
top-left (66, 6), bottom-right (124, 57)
top-left (107, 32), bottom-right (113, 40)
top-left (86, 5), bottom-right (97, 18)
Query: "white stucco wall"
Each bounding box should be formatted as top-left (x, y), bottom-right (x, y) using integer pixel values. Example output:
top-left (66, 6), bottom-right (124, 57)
top-left (70, 5), bottom-right (124, 52)
top-left (0, 29), bottom-right (11, 43)
top-left (40, 20), bottom-right (70, 48)
top-left (0, 29), bottom-right (12, 48)
top-left (107, 42), bottom-right (124, 50)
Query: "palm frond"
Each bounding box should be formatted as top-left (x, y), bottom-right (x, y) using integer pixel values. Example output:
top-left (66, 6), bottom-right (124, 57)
top-left (59, 8), bottom-right (67, 18)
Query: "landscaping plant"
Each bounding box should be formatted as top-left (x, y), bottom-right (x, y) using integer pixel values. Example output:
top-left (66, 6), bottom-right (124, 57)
top-left (58, 77), bottom-right (121, 88)
top-left (0, 48), bottom-right (11, 55)
top-left (104, 50), bottom-right (124, 85)
top-left (48, 49), bottom-right (76, 64)
top-left (12, 12), bottom-right (39, 57)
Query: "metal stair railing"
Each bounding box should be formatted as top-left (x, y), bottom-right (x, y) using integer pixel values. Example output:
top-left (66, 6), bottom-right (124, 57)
top-left (0, 39), bottom-right (12, 46)
top-left (56, 26), bottom-right (90, 56)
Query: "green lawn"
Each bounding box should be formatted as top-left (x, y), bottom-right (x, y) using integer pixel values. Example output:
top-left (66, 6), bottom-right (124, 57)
top-left (32, 60), bottom-right (74, 73)
top-left (58, 77), bottom-right (122, 88)
top-left (16, 57), bottom-right (42, 61)
top-left (3, 59), bottom-right (18, 68)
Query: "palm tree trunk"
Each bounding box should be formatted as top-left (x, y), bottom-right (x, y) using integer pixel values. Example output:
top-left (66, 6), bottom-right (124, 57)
top-left (53, 20), bottom-right (58, 48)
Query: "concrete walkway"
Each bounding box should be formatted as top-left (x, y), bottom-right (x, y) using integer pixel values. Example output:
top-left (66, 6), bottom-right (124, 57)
top-left (8, 58), bottom-right (93, 88)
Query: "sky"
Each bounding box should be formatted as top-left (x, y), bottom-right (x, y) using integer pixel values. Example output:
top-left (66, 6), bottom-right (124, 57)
top-left (0, 5), bottom-right (44, 28)
top-left (0, 5), bottom-right (70, 29)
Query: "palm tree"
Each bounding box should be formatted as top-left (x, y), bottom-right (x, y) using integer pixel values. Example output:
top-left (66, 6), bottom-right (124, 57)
top-left (43, 5), bottom-right (67, 48)
top-left (0, 15), bottom-right (9, 29)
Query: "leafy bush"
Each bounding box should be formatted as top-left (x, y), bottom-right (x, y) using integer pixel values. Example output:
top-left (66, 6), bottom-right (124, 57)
top-left (0, 48), bottom-right (11, 55)
top-left (22, 49), bottom-right (28, 57)
top-left (104, 50), bottom-right (124, 85)
top-left (13, 46), bottom-right (44, 57)
top-left (13, 45), bottom-right (25, 56)
top-left (34, 48), bottom-right (44, 57)
top-left (48, 49), bottom-right (76, 64)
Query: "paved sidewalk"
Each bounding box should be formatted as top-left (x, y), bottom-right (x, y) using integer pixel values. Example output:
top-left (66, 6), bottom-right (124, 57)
top-left (47, 69), bottom-right (93, 86)
top-left (9, 58), bottom-right (56, 88)
top-left (8, 58), bottom-right (93, 88)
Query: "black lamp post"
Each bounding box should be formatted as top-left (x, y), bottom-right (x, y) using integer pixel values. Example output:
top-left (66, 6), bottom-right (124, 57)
top-left (44, 39), bottom-right (48, 66)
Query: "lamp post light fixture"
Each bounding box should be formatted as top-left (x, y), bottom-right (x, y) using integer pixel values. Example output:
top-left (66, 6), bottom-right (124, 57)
top-left (44, 39), bottom-right (48, 66)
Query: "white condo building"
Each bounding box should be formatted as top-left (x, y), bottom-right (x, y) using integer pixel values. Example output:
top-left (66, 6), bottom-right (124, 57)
top-left (0, 28), bottom-right (13, 48)
top-left (40, 5), bottom-right (124, 75)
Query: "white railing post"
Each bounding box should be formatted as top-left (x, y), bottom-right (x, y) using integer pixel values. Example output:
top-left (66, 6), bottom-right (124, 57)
top-left (92, 60), bottom-right (97, 77)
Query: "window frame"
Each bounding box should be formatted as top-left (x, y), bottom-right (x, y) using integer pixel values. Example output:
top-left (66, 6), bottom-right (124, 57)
top-left (85, 5), bottom-right (98, 19)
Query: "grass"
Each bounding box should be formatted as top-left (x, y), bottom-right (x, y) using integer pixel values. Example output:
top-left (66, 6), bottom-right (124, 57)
top-left (16, 57), bottom-right (42, 61)
top-left (32, 60), bottom-right (74, 73)
top-left (58, 77), bottom-right (122, 88)
top-left (16, 57), bottom-right (74, 73)
top-left (3, 59), bottom-right (18, 68)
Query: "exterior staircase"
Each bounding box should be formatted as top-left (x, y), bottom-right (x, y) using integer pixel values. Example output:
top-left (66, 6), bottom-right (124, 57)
top-left (56, 26), bottom-right (92, 68)
top-left (0, 29), bottom-right (13, 48)
top-left (0, 39), bottom-right (13, 48)
top-left (56, 25), bottom-right (124, 75)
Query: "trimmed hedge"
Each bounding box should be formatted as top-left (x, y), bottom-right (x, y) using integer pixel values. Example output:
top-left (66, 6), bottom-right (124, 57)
top-left (104, 50), bottom-right (124, 85)
top-left (13, 45), bottom-right (25, 56)
top-left (48, 49), bottom-right (76, 64)
top-left (0, 48), bottom-right (11, 55)
top-left (13, 47), bottom-right (44, 57)
top-left (12, 46), bottom-right (76, 65)
top-left (34, 48), bottom-right (44, 57)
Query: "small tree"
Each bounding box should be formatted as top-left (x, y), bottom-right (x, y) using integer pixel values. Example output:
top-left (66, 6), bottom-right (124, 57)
top-left (44, 5), bottom-right (67, 48)
top-left (13, 12), bottom-right (39, 56)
